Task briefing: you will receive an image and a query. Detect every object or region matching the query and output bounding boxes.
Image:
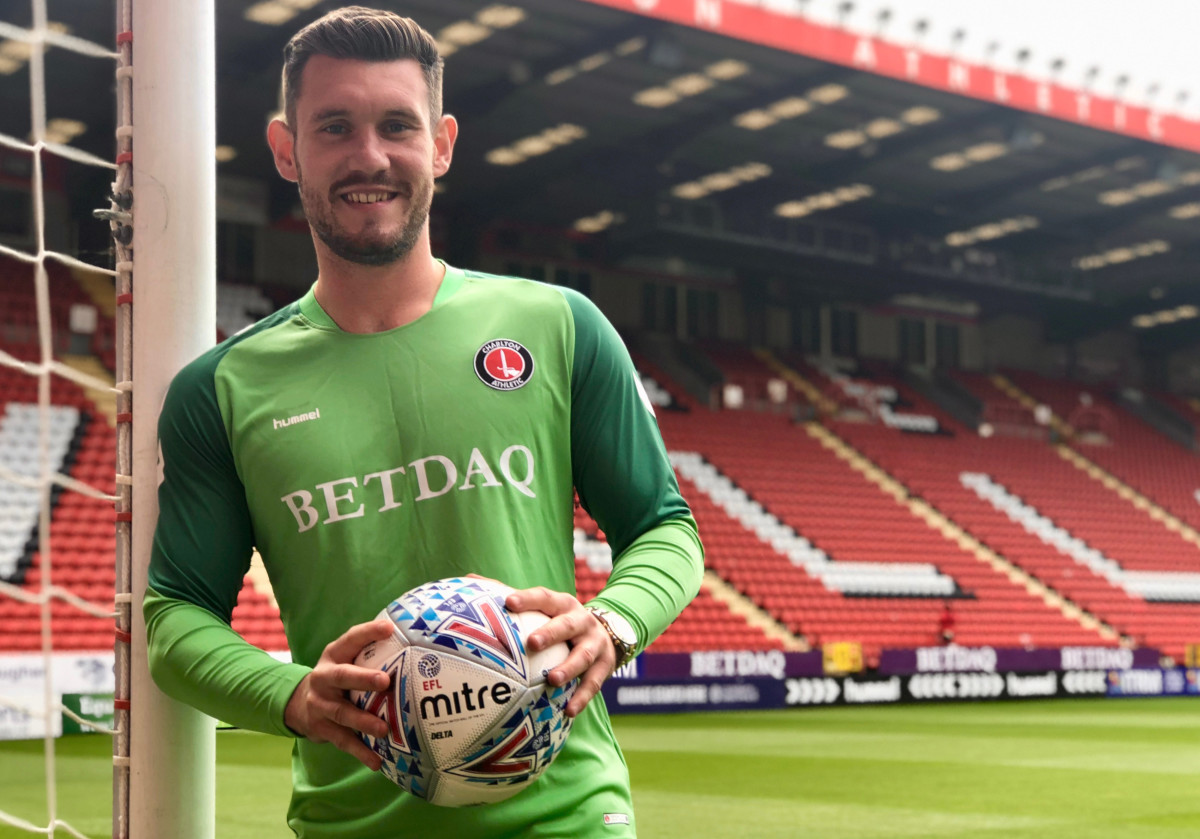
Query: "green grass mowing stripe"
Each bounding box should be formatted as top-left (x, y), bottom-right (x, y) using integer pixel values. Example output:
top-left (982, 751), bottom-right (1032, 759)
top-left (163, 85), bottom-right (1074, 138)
top-left (0, 732), bottom-right (295, 839)
top-left (615, 700), bottom-right (1200, 838)
top-left (1, 699), bottom-right (1199, 838)
top-left (0, 738), bottom-right (112, 839)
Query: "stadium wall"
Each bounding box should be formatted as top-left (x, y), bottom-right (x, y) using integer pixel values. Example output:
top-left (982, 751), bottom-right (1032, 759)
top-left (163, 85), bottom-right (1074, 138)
top-left (199, 221), bottom-right (1182, 387)
top-left (1167, 347), bottom-right (1200, 395)
top-left (255, 226), bottom-right (318, 289)
top-left (856, 309), bottom-right (898, 362)
top-left (1075, 330), bottom-right (1141, 383)
top-left (981, 315), bottom-right (1047, 373)
top-left (958, 322), bottom-right (985, 370)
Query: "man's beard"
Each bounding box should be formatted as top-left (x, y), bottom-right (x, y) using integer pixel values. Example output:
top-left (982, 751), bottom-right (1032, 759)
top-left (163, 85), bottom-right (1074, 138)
top-left (297, 168), bottom-right (432, 267)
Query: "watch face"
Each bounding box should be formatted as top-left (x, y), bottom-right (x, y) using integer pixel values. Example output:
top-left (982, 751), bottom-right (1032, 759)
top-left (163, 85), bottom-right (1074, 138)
top-left (601, 610), bottom-right (638, 647)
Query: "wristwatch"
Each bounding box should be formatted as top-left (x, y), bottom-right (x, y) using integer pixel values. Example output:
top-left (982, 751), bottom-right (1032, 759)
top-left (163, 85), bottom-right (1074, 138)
top-left (587, 606), bottom-right (639, 668)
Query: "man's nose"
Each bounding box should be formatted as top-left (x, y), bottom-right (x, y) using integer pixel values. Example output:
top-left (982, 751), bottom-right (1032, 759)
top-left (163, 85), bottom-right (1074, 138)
top-left (347, 128), bottom-right (391, 172)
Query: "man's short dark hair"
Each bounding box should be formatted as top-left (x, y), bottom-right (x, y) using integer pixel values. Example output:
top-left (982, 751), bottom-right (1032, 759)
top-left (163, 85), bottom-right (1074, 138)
top-left (281, 6), bottom-right (443, 131)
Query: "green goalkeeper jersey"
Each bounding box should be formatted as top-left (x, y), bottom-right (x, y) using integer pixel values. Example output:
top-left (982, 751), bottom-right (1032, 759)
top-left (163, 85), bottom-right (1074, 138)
top-left (145, 264), bottom-right (703, 839)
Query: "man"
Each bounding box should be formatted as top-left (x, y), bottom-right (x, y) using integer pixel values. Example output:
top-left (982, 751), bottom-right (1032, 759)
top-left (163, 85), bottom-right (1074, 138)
top-left (144, 6), bottom-right (703, 838)
top-left (938, 601), bottom-right (956, 646)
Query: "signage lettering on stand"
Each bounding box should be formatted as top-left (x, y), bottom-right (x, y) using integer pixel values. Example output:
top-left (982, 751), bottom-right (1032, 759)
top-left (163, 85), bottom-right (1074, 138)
top-left (580, 0), bottom-right (1200, 153)
top-left (61, 693), bottom-right (115, 735)
top-left (907, 672), bottom-right (1004, 700)
top-left (0, 653), bottom-right (114, 740)
top-left (1163, 669), bottom-right (1187, 696)
top-left (1005, 672), bottom-right (1057, 698)
top-left (843, 676), bottom-right (901, 704)
top-left (610, 658), bottom-right (640, 680)
top-left (1061, 648), bottom-right (1134, 671)
top-left (1062, 671), bottom-right (1108, 695)
top-left (604, 678), bottom-right (786, 712)
top-left (1107, 669), bottom-right (1165, 697)
top-left (785, 677), bottom-right (841, 706)
top-left (915, 646), bottom-right (998, 673)
top-left (881, 646), bottom-right (1158, 675)
top-left (690, 649), bottom-right (786, 679)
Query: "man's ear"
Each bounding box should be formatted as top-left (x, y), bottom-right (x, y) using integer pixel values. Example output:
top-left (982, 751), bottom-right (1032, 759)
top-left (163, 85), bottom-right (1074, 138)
top-left (267, 118), bottom-right (299, 183)
top-left (432, 113), bottom-right (458, 178)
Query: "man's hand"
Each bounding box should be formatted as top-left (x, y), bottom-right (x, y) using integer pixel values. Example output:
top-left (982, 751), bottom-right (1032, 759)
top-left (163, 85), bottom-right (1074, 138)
top-left (284, 618), bottom-right (394, 770)
top-left (505, 587), bottom-right (616, 718)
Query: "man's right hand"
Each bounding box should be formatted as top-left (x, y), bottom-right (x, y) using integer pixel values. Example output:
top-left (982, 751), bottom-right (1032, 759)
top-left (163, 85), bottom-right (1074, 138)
top-left (284, 618), bottom-right (395, 770)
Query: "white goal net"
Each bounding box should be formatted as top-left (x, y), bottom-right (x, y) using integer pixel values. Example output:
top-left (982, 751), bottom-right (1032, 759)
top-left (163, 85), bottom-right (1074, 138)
top-left (0, 0), bottom-right (217, 837)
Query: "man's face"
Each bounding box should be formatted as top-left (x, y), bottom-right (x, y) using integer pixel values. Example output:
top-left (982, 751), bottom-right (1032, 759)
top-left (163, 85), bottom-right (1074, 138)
top-left (271, 55), bottom-right (455, 266)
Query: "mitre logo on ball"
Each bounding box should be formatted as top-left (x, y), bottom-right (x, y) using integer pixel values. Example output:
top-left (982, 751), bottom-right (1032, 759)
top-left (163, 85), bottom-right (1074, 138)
top-left (475, 339), bottom-right (534, 391)
top-left (350, 577), bottom-right (576, 807)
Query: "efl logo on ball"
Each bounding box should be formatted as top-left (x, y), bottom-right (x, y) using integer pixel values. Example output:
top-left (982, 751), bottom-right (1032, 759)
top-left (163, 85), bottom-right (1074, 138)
top-left (350, 577), bottom-right (576, 807)
top-left (475, 339), bottom-right (534, 391)
top-left (417, 654), bottom-right (440, 679)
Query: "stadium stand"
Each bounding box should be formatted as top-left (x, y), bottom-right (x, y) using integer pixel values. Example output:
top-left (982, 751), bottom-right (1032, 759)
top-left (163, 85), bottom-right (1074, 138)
top-left (217, 281), bottom-right (275, 339)
top-left (966, 369), bottom-right (1200, 536)
top-left (699, 341), bottom-right (805, 413)
top-left (1147, 390), bottom-right (1200, 433)
top-left (1075, 411), bottom-right (1200, 535)
top-left (950, 370), bottom-right (1043, 436)
top-left (1, 272), bottom-right (788, 655)
top-left (0, 259), bottom-right (283, 652)
top-left (3, 396), bottom-right (115, 651)
top-left (838, 424), bottom-right (1200, 658)
top-left (571, 499), bottom-right (785, 652)
top-left (629, 349), bottom-right (702, 412)
top-left (5, 255), bottom-right (1200, 665)
top-left (657, 407), bottom-right (1111, 665)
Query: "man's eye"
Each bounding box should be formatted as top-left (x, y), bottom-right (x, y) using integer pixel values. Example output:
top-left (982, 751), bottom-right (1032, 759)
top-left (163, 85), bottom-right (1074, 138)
top-left (384, 122), bottom-right (409, 134)
top-left (321, 124), bottom-right (347, 135)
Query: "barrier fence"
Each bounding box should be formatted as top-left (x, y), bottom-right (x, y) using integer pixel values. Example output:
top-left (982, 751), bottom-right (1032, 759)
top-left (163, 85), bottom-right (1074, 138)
top-left (600, 645), bottom-right (1189, 713)
top-left (0, 646), bottom-right (1193, 738)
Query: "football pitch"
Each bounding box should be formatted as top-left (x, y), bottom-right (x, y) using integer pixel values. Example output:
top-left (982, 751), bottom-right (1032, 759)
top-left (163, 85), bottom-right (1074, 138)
top-left (2, 698), bottom-right (1199, 838)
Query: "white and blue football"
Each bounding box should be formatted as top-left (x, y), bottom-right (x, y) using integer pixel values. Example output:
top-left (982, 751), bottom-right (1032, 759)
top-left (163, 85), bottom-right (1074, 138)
top-left (349, 576), bottom-right (577, 807)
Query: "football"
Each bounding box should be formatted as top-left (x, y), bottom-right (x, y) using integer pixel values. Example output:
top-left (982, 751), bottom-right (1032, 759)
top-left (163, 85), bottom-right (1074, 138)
top-left (349, 576), bottom-right (577, 807)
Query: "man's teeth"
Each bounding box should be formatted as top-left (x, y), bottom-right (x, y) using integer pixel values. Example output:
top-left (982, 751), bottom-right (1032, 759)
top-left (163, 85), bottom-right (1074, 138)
top-left (344, 192), bottom-right (395, 204)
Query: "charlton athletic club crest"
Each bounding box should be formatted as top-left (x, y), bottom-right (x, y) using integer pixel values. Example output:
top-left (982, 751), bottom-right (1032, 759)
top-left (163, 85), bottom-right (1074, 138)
top-left (475, 339), bottom-right (534, 391)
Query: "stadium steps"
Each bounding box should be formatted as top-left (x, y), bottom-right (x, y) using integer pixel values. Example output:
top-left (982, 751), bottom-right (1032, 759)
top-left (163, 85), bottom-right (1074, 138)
top-left (629, 350), bottom-right (702, 412)
top-left (753, 348), bottom-right (837, 414)
top-left (805, 422), bottom-right (1124, 644)
top-left (1005, 368), bottom-right (1200, 539)
top-left (699, 568), bottom-right (809, 651)
top-left (1056, 444), bottom-right (1200, 552)
top-left (244, 549), bottom-right (278, 609)
top-left (70, 265), bottom-right (116, 318)
top-left (992, 374), bottom-right (1076, 438)
top-left (664, 350), bottom-right (1113, 654)
top-left (60, 355), bottom-right (116, 425)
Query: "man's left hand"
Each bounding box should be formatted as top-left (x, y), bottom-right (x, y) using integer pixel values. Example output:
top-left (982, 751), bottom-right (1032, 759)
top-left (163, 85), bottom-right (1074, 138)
top-left (505, 587), bottom-right (615, 718)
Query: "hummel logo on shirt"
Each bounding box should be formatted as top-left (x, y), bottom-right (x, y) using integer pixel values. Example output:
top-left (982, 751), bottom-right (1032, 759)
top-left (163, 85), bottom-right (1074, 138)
top-left (273, 408), bottom-right (321, 430)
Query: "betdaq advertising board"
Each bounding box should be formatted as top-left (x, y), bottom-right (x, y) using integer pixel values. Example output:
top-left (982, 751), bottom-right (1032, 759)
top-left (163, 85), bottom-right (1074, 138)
top-left (879, 646), bottom-right (1160, 675)
top-left (600, 650), bottom-right (815, 712)
top-left (599, 650), bottom-right (1200, 714)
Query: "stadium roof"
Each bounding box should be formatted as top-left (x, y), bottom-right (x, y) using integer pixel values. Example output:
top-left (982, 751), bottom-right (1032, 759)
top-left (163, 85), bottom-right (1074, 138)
top-left (2, 1), bottom-right (1199, 346)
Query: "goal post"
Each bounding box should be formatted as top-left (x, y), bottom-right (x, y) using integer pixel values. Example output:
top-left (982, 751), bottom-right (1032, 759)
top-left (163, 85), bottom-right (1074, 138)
top-left (128, 0), bottom-right (218, 836)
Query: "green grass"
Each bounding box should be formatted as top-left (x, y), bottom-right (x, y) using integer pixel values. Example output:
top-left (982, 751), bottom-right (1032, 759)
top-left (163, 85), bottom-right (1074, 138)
top-left (3, 699), bottom-right (1200, 838)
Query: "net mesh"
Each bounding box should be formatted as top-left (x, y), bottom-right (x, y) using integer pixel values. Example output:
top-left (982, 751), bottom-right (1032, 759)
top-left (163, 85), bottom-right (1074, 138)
top-left (0, 1), bottom-right (127, 837)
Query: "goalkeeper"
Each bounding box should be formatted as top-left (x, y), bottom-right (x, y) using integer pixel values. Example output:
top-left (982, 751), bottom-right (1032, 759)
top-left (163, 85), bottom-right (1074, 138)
top-left (145, 6), bottom-right (704, 838)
